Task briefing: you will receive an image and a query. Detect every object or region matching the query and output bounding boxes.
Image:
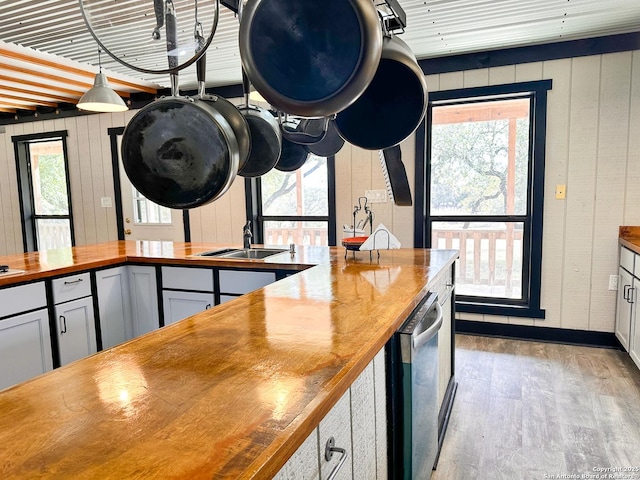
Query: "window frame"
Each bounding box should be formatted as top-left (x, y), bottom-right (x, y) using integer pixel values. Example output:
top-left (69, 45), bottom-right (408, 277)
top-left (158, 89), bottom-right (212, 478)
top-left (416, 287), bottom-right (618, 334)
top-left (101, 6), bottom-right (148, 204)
top-left (245, 156), bottom-right (337, 246)
top-left (416, 80), bottom-right (551, 318)
top-left (12, 131), bottom-right (75, 252)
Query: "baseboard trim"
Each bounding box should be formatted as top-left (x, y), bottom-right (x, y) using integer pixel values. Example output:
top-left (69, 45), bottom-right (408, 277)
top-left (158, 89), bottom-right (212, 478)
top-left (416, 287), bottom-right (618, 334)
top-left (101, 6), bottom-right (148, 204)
top-left (456, 320), bottom-right (623, 349)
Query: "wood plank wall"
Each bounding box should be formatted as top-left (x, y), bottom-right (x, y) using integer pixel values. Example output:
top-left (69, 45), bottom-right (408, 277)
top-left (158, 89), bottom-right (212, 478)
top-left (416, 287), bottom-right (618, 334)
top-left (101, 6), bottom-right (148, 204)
top-left (0, 49), bottom-right (639, 333)
top-left (425, 51), bottom-right (640, 332)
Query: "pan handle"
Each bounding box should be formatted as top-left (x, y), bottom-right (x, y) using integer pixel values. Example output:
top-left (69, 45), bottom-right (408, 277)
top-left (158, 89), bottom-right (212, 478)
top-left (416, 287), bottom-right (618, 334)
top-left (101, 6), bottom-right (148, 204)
top-left (278, 112), bottom-right (329, 145)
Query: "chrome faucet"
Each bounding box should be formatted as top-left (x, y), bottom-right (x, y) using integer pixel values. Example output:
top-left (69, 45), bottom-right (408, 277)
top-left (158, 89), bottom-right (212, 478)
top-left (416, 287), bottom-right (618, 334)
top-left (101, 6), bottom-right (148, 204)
top-left (243, 220), bottom-right (253, 249)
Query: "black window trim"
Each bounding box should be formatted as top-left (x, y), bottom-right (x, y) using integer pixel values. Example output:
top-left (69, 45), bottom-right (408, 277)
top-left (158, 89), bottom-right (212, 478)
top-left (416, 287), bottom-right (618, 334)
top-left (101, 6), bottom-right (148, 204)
top-left (245, 156), bottom-right (337, 247)
top-left (416, 80), bottom-right (551, 319)
top-left (12, 130), bottom-right (75, 253)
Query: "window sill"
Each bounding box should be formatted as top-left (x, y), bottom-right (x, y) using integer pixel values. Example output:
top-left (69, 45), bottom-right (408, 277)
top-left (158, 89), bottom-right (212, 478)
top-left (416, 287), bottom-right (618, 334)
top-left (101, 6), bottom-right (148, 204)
top-left (456, 301), bottom-right (545, 319)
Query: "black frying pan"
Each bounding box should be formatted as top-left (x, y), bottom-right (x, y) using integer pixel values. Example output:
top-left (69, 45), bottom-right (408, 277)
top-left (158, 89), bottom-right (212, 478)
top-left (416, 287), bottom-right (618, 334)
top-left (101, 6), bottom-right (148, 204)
top-left (121, 5), bottom-right (241, 209)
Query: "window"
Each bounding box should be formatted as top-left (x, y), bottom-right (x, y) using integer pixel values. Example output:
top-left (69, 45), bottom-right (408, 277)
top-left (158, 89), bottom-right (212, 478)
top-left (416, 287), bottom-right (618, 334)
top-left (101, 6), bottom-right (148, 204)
top-left (247, 155), bottom-right (336, 246)
top-left (423, 81), bottom-right (550, 318)
top-left (132, 188), bottom-right (172, 224)
top-left (12, 132), bottom-right (74, 252)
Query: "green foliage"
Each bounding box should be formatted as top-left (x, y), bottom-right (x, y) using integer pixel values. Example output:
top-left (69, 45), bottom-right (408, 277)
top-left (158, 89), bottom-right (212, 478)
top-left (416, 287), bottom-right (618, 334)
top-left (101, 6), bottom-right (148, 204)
top-left (35, 153), bottom-right (69, 215)
top-left (431, 117), bottom-right (529, 216)
top-left (261, 156), bottom-right (328, 220)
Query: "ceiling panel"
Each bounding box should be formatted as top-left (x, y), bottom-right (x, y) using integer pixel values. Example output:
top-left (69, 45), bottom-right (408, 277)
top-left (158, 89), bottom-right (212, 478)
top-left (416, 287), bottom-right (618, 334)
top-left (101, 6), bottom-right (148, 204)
top-left (0, 0), bottom-right (639, 116)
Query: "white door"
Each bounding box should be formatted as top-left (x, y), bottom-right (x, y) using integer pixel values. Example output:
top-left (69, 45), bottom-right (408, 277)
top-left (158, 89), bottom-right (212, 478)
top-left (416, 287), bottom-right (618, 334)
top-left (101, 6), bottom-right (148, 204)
top-left (56, 297), bottom-right (97, 366)
top-left (117, 135), bottom-right (185, 242)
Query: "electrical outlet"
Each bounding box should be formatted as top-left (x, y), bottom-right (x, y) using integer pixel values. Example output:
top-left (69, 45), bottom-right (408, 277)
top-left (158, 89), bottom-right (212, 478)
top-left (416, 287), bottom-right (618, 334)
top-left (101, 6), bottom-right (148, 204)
top-left (609, 274), bottom-right (618, 291)
top-left (365, 189), bottom-right (388, 203)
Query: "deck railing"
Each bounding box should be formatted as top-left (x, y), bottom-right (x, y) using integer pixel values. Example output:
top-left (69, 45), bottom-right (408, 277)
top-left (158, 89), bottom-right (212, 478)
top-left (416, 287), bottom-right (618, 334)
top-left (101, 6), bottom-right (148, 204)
top-left (264, 226), bottom-right (328, 246)
top-left (37, 220), bottom-right (72, 251)
top-left (432, 227), bottom-right (523, 298)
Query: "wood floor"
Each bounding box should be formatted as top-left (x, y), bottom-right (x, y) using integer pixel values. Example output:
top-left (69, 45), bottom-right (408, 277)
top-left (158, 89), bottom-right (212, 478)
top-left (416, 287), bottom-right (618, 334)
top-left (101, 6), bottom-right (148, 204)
top-left (432, 334), bottom-right (640, 480)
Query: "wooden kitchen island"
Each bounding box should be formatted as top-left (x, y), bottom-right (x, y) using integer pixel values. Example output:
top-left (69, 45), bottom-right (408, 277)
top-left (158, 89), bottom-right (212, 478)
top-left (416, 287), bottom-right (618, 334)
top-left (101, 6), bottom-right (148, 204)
top-left (0, 241), bottom-right (457, 479)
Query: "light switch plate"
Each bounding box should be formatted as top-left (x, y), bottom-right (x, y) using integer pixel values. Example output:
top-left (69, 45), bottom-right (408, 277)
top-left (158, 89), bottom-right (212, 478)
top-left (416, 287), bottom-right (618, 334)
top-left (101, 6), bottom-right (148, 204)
top-left (365, 189), bottom-right (388, 203)
top-left (101, 197), bottom-right (113, 208)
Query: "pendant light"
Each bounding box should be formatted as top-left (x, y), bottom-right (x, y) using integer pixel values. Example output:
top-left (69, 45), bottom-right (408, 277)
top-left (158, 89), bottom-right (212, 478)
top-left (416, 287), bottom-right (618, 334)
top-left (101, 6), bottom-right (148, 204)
top-left (77, 49), bottom-right (128, 113)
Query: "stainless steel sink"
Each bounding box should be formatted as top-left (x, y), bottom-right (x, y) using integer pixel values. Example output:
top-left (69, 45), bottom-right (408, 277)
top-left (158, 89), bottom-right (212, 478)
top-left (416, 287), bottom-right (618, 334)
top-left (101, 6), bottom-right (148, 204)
top-left (195, 248), bottom-right (287, 259)
top-left (194, 248), bottom-right (239, 257)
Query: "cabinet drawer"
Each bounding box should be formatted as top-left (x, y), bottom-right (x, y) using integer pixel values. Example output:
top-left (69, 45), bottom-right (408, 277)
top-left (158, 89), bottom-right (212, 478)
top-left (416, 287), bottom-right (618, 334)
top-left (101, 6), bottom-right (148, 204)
top-left (219, 270), bottom-right (276, 295)
top-left (0, 282), bottom-right (47, 318)
top-left (161, 266), bottom-right (214, 292)
top-left (621, 247), bottom-right (635, 274)
top-left (52, 273), bottom-right (91, 304)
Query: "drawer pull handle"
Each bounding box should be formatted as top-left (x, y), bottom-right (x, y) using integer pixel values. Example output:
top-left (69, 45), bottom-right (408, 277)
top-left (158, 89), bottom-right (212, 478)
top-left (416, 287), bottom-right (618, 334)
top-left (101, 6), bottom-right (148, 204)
top-left (627, 287), bottom-right (635, 304)
top-left (64, 278), bottom-right (83, 285)
top-left (60, 315), bottom-right (67, 334)
top-left (205, 304), bottom-right (211, 310)
top-left (324, 437), bottom-right (347, 480)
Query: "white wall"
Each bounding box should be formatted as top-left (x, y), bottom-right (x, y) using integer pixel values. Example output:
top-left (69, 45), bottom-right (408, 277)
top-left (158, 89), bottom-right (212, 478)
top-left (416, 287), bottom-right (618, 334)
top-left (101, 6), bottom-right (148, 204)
top-left (1, 49), bottom-right (639, 334)
top-left (425, 51), bottom-right (640, 333)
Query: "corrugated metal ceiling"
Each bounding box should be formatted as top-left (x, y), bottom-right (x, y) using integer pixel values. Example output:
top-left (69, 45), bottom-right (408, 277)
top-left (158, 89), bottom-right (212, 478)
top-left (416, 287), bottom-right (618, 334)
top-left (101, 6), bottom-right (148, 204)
top-left (0, 0), bottom-right (639, 115)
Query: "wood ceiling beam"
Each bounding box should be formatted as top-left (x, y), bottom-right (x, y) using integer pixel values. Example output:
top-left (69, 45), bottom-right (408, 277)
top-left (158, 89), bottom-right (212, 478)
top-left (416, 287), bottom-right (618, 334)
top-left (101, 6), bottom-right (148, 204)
top-left (0, 47), bottom-right (157, 94)
top-left (0, 101), bottom-right (36, 110)
top-left (0, 92), bottom-right (58, 108)
top-left (0, 62), bottom-right (131, 98)
top-left (0, 73), bottom-right (85, 97)
top-left (0, 84), bottom-right (77, 103)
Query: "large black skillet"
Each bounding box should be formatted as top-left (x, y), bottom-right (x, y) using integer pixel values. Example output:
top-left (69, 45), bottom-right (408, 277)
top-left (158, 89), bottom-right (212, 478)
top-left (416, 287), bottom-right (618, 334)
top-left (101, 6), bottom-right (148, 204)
top-left (121, 0), bottom-right (248, 209)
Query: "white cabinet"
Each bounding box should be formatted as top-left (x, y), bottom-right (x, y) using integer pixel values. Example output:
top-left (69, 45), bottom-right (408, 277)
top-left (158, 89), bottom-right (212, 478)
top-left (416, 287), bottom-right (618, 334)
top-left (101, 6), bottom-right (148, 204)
top-left (615, 246), bottom-right (640, 370)
top-left (52, 273), bottom-right (96, 367)
top-left (55, 297), bottom-right (96, 366)
top-left (274, 349), bottom-right (387, 480)
top-left (0, 309), bottom-right (52, 390)
top-left (273, 429), bottom-right (321, 480)
top-left (631, 301), bottom-right (640, 368)
top-left (219, 270), bottom-right (276, 295)
top-left (95, 266), bottom-right (133, 349)
top-left (0, 282), bottom-right (51, 389)
top-left (128, 266), bottom-right (160, 336)
top-left (616, 265), bottom-right (634, 351)
top-left (162, 290), bottom-right (214, 326)
top-left (161, 266), bottom-right (214, 325)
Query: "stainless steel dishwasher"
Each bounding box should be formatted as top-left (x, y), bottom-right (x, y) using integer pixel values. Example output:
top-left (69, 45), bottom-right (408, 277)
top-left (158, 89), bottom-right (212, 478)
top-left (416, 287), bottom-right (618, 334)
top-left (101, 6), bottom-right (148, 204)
top-left (387, 292), bottom-right (443, 479)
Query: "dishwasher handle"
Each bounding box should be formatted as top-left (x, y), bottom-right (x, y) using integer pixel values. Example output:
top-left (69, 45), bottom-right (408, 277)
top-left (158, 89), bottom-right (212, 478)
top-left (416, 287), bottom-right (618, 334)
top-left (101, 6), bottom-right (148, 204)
top-left (412, 301), bottom-right (443, 350)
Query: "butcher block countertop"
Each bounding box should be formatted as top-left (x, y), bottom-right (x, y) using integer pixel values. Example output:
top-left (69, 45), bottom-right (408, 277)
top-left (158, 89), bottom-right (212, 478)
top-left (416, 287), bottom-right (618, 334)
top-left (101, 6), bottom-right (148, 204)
top-left (0, 241), bottom-right (457, 479)
top-left (619, 226), bottom-right (640, 254)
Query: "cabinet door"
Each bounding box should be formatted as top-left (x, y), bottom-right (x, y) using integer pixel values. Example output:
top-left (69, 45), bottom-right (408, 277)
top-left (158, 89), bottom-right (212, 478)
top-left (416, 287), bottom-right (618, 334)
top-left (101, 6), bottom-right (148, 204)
top-left (438, 291), bottom-right (453, 407)
top-left (351, 361), bottom-right (377, 480)
top-left (219, 270), bottom-right (276, 295)
top-left (630, 277), bottom-right (640, 369)
top-left (128, 266), bottom-right (160, 336)
top-left (162, 291), bottom-right (214, 326)
top-left (373, 348), bottom-right (388, 479)
top-left (56, 297), bottom-right (97, 366)
top-left (96, 267), bottom-right (132, 349)
top-left (0, 309), bottom-right (53, 390)
top-left (318, 390), bottom-right (353, 480)
top-left (616, 266), bottom-right (633, 351)
top-left (273, 429), bottom-right (320, 480)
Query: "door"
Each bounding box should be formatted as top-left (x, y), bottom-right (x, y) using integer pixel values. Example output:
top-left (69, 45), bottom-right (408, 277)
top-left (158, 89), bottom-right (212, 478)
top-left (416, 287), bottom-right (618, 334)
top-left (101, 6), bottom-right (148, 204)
top-left (116, 134), bottom-right (185, 242)
top-left (55, 297), bottom-right (97, 366)
top-left (162, 290), bottom-right (214, 326)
